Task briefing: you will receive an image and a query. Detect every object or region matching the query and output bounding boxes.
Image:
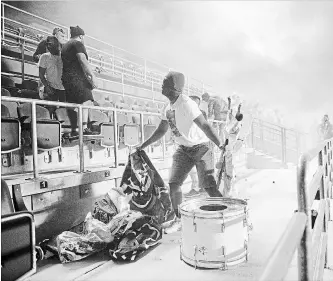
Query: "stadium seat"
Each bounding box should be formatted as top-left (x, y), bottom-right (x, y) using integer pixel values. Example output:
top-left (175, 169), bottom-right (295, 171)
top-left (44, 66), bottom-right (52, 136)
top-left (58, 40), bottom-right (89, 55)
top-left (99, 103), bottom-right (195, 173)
top-left (1, 179), bottom-right (36, 281)
top-left (1, 105), bottom-right (21, 154)
top-left (54, 108), bottom-right (78, 137)
top-left (1, 76), bottom-right (15, 88)
top-left (18, 103), bottom-right (61, 150)
top-left (88, 109), bottom-right (115, 147)
top-left (1, 88), bottom-right (11, 97)
top-left (130, 104), bottom-right (144, 124)
top-left (1, 104), bottom-right (10, 117)
top-left (1, 76), bottom-right (20, 97)
top-left (123, 124), bottom-right (140, 147)
top-left (2, 101), bottom-right (19, 119)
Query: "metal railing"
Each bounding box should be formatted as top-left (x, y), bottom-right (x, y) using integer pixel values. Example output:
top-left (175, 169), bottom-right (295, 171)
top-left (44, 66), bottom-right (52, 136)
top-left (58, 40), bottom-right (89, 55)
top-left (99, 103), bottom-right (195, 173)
top-left (1, 96), bottom-right (231, 178)
top-left (1, 96), bottom-right (163, 178)
top-left (250, 117), bottom-right (308, 165)
top-left (259, 137), bottom-right (333, 281)
top-left (1, 2), bottom-right (213, 98)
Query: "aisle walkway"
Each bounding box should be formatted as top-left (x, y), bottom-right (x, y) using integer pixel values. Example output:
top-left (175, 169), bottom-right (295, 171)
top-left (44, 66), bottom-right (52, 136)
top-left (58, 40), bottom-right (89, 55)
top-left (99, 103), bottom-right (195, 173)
top-left (77, 168), bottom-right (301, 281)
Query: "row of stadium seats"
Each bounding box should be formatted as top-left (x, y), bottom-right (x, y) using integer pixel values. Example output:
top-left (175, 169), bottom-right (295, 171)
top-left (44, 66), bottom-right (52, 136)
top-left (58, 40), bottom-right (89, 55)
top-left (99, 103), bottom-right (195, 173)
top-left (2, 23), bottom-right (204, 97)
top-left (1, 91), bottom-right (172, 155)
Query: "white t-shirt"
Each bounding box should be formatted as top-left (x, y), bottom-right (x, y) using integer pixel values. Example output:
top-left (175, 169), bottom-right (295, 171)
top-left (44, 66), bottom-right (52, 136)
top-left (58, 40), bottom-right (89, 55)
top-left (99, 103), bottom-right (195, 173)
top-left (38, 52), bottom-right (65, 90)
top-left (162, 95), bottom-right (209, 147)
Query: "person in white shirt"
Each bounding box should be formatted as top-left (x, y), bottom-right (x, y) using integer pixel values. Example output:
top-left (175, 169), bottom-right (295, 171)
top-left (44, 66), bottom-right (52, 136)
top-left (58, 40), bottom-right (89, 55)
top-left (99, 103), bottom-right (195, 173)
top-left (38, 36), bottom-right (66, 102)
top-left (138, 71), bottom-right (225, 234)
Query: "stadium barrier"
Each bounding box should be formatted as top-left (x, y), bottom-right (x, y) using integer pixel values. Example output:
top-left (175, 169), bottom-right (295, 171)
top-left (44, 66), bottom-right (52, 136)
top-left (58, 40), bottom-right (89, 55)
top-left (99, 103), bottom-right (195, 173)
top-left (259, 138), bottom-right (333, 281)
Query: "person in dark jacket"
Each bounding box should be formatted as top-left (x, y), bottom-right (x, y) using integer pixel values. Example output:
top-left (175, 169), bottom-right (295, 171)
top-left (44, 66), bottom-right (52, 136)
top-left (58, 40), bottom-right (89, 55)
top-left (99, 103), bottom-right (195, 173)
top-left (61, 25), bottom-right (98, 135)
top-left (33, 27), bottom-right (67, 63)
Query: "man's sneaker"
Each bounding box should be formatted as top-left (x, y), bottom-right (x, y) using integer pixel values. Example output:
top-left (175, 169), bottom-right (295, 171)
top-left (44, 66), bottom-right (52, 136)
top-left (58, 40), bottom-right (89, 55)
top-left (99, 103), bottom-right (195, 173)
top-left (184, 189), bottom-right (200, 198)
top-left (70, 131), bottom-right (79, 138)
top-left (198, 188), bottom-right (205, 194)
top-left (164, 217), bottom-right (181, 234)
top-left (83, 128), bottom-right (100, 135)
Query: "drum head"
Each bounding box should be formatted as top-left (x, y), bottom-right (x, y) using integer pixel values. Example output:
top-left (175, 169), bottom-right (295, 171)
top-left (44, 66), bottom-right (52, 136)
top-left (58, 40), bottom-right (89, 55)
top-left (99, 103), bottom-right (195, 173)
top-left (179, 197), bottom-right (247, 219)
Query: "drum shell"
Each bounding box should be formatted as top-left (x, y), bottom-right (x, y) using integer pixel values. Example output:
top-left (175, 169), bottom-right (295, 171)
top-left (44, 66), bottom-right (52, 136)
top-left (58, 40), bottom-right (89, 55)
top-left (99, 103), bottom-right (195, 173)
top-left (179, 198), bottom-right (249, 269)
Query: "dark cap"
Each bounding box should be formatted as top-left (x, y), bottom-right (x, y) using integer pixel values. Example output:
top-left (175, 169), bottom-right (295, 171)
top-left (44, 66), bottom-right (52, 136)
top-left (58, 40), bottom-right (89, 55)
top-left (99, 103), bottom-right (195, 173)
top-left (52, 27), bottom-right (64, 35)
top-left (163, 71), bottom-right (185, 93)
top-left (70, 25), bottom-right (85, 38)
top-left (46, 35), bottom-right (59, 44)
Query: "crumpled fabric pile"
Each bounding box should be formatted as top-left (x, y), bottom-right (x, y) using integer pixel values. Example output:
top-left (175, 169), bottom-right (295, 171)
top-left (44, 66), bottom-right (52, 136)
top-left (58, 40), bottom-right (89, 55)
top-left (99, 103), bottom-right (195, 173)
top-left (120, 150), bottom-right (174, 225)
top-left (41, 151), bottom-right (171, 263)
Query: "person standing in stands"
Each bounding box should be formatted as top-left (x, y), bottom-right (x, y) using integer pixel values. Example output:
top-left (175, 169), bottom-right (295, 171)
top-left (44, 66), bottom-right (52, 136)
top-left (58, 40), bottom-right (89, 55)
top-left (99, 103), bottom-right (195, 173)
top-left (38, 36), bottom-right (65, 103)
top-left (33, 27), bottom-right (67, 63)
top-left (137, 71), bottom-right (225, 234)
top-left (184, 94), bottom-right (208, 198)
top-left (318, 114), bottom-right (333, 141)
top-left (61, 25), bottom-right (98, 136)
top-left (202, 92), bottom-right (228, 138)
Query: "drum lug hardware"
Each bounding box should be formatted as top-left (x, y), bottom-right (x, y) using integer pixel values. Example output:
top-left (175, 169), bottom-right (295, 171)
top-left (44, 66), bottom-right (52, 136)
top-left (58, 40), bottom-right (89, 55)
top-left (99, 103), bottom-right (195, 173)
top-left (220, 262), bottom-right (227, 271)
top-left (193, 213), bottom-right (197, 232)
top-left (244, 240), bottom-right (248, 261)
top-left (221, 246), bottom-right (226, 256)
top-left (221, 213), bottom-right (225, 233)
top-left (193, 245), bottom-right (198, 269)
top-left (180, 245), bottom-right (182, 261)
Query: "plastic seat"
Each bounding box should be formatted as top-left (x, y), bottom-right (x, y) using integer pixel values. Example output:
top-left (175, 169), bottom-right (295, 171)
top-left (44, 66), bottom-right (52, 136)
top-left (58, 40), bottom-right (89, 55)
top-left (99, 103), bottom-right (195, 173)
top-left (54, 108), bottom-right (78, 135)
top-left (1, 76), bottom-right (15, 88)
top-left (130, 105), bottom-right (143, 124)
top-left (18, 103), bottom-right (61, 150)
top-left (18, 80), bottom-right (40, 100)
top-left (1, 88), bottom-right (11, 97)
top-left (88, 109), bottom-right (115, 147)
top-left (1, 104), bottom-right (10, 117)
top-left (1, 179), bottom-right (36, 281)
top-left (1, 103), bottom-right (21, 154)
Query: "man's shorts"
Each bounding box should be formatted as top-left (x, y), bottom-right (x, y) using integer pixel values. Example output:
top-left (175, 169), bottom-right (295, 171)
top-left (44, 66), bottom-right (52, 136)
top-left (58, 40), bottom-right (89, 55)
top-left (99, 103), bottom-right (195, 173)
top-left (63, 78), bottom-right (94, 104)
top-left (169, 142), bottom-right (217, 191)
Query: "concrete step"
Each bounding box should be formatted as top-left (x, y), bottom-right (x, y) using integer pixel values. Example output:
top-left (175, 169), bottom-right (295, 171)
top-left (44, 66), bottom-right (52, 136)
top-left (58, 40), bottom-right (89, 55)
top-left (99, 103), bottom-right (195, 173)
top-left (246, 152), bottom-right (285, 169)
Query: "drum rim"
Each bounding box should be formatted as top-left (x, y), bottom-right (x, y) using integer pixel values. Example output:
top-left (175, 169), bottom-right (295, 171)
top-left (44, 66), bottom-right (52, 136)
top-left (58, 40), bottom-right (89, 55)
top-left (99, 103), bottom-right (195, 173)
top-left (180, 249), bottom-right (248, 269)
top-left (179, 197), bottom-right (248, 219)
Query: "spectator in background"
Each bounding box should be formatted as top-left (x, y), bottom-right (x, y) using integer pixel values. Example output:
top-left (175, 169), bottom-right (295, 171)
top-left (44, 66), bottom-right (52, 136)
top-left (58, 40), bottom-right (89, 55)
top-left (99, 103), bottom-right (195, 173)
top-left (38, 36), bottom-right (65, 103)
top-left (184, 94), bottom-right (207, 198)
top-left (318, 114), bottom-right (333, 141)
top-left (202, 92), bottom-right (228, 138)
top-left (33, 27), bottom-right (67, 63)
top-left (61, 25), bottom-right (98, 136)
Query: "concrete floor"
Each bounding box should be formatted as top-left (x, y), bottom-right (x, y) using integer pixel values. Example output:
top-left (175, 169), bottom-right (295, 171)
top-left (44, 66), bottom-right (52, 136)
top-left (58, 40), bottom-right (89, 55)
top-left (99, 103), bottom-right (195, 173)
top-left (75, 168), bottom-right (315, 281)
top-left (28, 167), bottom-right (333, 281)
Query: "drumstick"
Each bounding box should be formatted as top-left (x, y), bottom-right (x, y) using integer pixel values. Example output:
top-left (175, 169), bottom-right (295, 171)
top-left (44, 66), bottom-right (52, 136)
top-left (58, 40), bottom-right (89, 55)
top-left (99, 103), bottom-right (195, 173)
top-left (216, 139), bottom-right (229, 192)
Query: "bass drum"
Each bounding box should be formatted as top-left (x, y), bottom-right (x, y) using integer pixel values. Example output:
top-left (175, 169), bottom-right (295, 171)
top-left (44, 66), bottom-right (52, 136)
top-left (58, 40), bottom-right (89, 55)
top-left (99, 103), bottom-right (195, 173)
top-left (179, 197), bottom-right (250, 270)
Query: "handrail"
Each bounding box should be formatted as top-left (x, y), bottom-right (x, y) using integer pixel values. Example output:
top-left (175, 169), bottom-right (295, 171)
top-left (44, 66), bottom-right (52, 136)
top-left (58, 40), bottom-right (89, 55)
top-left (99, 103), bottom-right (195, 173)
top-left (258, 212), bottom-right (307, 281)
top-left (1, 3), bottom-right (208, 93)
top-left (1, 96), bottom-right (161, 178)
top-left (1, 95), bottom-right (227, 178)
top-left (259, 137), bottom-right (333, 281)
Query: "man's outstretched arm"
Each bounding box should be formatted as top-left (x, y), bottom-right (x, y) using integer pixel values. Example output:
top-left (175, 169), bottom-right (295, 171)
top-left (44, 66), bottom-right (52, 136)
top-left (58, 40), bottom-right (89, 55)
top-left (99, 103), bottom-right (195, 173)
top-left (139, 120), bottom-right (169, 150)
top-left (194, 114), bottom-right (221, 148)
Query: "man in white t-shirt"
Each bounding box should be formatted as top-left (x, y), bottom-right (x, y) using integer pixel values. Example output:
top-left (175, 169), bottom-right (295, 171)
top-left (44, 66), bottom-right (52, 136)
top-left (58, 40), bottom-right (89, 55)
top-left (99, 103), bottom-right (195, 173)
top-left (38, 36), bottom-right (66, 102)
top-left (138, 71), bottom-right (225, 234)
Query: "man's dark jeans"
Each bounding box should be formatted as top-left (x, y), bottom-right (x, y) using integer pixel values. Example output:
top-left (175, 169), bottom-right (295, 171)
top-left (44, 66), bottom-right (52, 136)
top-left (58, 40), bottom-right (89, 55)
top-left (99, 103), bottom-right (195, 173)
top-left (168, 142), bottom-right (222, 216)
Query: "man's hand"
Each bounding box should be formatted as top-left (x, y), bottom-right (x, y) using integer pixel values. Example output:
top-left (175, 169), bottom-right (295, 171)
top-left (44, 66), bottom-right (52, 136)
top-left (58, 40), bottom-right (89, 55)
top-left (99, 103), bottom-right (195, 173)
top-left (44, 85), bottom-right (54, 96)
top-left (88, 75), bottom-right (98, 89)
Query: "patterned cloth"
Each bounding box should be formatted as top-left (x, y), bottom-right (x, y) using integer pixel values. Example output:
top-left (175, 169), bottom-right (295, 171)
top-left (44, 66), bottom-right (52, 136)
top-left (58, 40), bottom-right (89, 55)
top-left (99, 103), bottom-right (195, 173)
top-left (56, 213), bottom-right (114, 263)
top-left (120, 150), bottom-right (174, 225)
top-left (108, 214), bottom-right (162, 262)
